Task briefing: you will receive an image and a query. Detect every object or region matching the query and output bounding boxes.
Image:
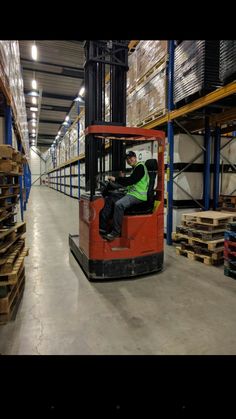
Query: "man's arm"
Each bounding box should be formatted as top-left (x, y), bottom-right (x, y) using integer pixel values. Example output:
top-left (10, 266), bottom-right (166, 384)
top-left (114, 164), bottom-right (144, 186)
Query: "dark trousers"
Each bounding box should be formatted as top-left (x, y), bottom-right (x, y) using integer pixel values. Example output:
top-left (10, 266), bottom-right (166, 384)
top-left (99, 193), bottom-right (142, 234)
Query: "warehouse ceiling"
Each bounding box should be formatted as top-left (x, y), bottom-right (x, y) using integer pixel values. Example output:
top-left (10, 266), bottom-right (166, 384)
top-left (19, 40), bottom-right (85, 150)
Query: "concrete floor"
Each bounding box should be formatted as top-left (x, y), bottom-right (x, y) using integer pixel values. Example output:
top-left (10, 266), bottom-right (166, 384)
top-left (0, 186), bottom-right (236, 355)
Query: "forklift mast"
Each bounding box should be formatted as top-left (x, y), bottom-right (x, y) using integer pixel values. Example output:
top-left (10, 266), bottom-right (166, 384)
top-left (84, 40), bottom-right (129, 196)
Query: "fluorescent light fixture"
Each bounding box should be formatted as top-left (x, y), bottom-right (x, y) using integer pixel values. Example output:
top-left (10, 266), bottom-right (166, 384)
top-left (65, 115), bottom-right (69, 122)
top-left (32, 44), bottom-right (37, 60)
top-left (32, 121), bottom-right (36, 127)
top-left (32, 79), bottom-right (37, 89)
top-left (32, 112), bottom-right (36, 118)
top-left (32, 129), bottom-right (36, 134)
top-left (58, 131), bottom-right (61, 135)
top-left (29, 90), bottom-right (39, 97)
top-left (79, 86), bottom-right (85, 97)
top-left (32, 97), bottom-right (37, 104)
top-left (31, 133), bottom-right (36, 137)
top-left (56, 135), bottom-right (59, 140)
top-left (62, 121), bottom-right (68, 126)
top-left (30, 107), bottom-right (38, 112)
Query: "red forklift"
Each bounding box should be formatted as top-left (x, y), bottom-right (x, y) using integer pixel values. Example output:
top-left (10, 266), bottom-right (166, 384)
top-left (69, 41), bottom-right (165, 280)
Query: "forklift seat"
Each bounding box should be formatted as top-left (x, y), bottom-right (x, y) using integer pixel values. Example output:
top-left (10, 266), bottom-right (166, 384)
top-left (125, 159), bottom-right (158, 215)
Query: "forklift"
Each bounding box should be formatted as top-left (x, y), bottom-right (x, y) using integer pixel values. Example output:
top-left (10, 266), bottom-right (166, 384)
top-left (69, 40), bottom-right (165, 280)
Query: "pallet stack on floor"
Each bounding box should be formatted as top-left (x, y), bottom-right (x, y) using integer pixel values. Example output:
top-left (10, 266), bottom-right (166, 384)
top-left (172, 211), bottom-right (236, 266)
top-left (224, 222), bottom-right (236, 280)
top-left (0, 145), bottom-right (29, 325)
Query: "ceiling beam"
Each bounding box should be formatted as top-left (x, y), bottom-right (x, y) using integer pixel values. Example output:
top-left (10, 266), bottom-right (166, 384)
top-left (22, 66), bottom-right (84, 79)
top-left (26, 104), bottom-right (70, 112)
top-left (21, 58), bottom-right (83, 72)
top-left (37, 135), bottom-right (55, 140)
top-left (24, 90), bottom-right (75, 101)
top-left (36, 119), bottom-right (62, 124)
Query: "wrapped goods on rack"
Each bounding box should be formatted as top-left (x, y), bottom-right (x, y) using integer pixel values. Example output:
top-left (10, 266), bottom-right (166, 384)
top-left (174, 40), bottom-right (221, 106)
top-left (135, 40), bottom-right (168, 81)
top-left (126, 91), bottom-right (137, 126)
top-left (220, 40), bottom-right (236, 84)
top-left (79, 134), bottom-right (85, 155)
top-left (127, 50), bottom-right (137, 91)
top-left (0, 41), bottom-right (29, 155)
top-left (105, 80), bottom-right (110, 122)
top-left (135, 63), bottom-right (167, 125)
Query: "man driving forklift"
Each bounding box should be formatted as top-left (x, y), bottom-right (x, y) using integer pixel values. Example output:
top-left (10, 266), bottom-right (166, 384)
top-left (99, 151), bottom-right (149, 241)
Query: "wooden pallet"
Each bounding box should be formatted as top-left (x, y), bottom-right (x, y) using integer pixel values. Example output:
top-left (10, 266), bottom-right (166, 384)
top-left (0, 239), bottom-right (25, 273)
top-left (176, 246), bottom-right (223, 266)
top-left (0, 247), bottom-right (29, 286)
top-left (181, 221), bottom-right (228, 231)
top-left (0, 229), bottom-right (24, 255)
top-left (176, 225), bottom-right (225, 241)
top-left (135, 57), bottom-right (167, 87)
top-left (181, 211), bottom-right (234, 226)
top-left (0, 145), bottom-right (14, 159)
top-left (0, 222), bottom-right (26, 242)
top-left (136, 109), bottom-right (166, 128)
top-left (178, 241), bottom-right (223, 259)
top-left (220, 195), bottom-right (236, 205)
top-left (172, 232), bottom-right (224, 250)
top-left (0, 211), bottom-right (16, 224)
top-left (0, 270), bottom-right (25, 324)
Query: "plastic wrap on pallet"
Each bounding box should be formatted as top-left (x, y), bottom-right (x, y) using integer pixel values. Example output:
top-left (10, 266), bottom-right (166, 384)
top-left (136, 40), bottom-right (168, 81)
top-left (221, 173), bottom-right (236, 196)
top-left (174, 41), bottom-right (221, 105)
top-left (105, 80), bottom-right (110, 122)
top-left (127, 49), bottom-right (137, 90)
top-left (0, 41), bottom-right (29, 156)
top-left (126, 90), bottom-right (137, 126)
top-left (220, 41), bottom-right (236, 84)
top-left (135, 64), bottom-right (166, 125)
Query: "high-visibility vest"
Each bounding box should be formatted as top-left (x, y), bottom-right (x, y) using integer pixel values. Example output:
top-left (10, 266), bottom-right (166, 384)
top-left (126, 161), bottom-right (149, 201)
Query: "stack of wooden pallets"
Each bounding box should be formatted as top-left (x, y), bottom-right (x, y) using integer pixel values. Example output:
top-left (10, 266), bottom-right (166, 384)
top-left (172, 211), bottom-right (236, 266)
top-left (224, 222), bottom-right (236, 280)
top-left (0, 145), bottom-right (29, 325)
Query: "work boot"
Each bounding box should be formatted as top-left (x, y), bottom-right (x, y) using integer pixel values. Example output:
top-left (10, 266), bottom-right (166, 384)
top-left (105, 231), bottom-right (120, 241)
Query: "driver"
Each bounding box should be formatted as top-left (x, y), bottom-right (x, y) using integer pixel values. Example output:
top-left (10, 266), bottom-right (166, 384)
top-left (99, 151), bottom-right (149, 241)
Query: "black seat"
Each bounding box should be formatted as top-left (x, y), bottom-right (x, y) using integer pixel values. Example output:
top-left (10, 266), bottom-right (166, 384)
top-left (125, 159), bottom-right (158, 215)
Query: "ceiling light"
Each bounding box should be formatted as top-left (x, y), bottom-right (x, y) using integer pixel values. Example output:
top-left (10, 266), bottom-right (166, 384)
top-left (32, 97), bottom-right (37, 104)
top-left (30, 107), bottom-right (38, 112)
top-left (32, 79), bottom-right (37, 89)
top-left (62, 121), bottom-right (68, 126)
top-left (29, 90), bottom-right (39, 97)
top-left (31, 133), bottom-right (36, 137)
top-left (32, 112), bottom-right (36, 118)
top-left (32, 129), bottom-right (36, 134)
top-left (58, 131), bottom-right (61, 135)
top-left (65, 115), bottom-right (69, 122)
top-left (79, 86), bottom-right (85, 97)
top-left (32, 121), bottom-right (36, 127)
top-left (32, 44), bottom-right (37, 61)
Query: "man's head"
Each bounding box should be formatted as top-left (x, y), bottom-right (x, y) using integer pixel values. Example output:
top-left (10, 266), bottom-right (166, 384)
top-left (125, 151), bottom-right (137, 167)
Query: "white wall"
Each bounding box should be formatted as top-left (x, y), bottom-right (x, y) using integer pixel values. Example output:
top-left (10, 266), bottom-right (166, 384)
top-left (30, 146), bottom-right (46, 186)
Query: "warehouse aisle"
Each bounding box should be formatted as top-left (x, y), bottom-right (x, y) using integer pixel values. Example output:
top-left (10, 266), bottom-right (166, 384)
top-left (1, 186), bottom-right (236, 355)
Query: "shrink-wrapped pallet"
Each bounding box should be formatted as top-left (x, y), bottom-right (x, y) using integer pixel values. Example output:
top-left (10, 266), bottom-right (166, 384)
top-left (136, 40), bottom-right (168, 81)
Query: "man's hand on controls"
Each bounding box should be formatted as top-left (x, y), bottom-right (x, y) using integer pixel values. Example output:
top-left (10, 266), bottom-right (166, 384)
top-left (108, 176), bottom-right (116, 182)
